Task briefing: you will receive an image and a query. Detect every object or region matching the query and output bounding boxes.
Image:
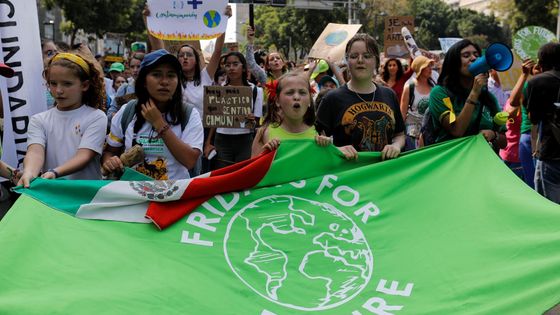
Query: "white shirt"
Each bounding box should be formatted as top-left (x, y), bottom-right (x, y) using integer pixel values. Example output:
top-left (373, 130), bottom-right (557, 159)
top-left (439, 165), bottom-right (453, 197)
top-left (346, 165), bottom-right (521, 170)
top-left (107, 102), bottom-right (204, 180)
top-left (27, 105), bottom-right (107, 180)
top-left (182, 67), bottom-right (213, 116)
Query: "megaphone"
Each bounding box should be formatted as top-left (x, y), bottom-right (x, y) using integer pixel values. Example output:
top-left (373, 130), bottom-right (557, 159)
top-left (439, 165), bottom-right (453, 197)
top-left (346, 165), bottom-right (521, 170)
top-left (468, 43), bottom-right (513, 76)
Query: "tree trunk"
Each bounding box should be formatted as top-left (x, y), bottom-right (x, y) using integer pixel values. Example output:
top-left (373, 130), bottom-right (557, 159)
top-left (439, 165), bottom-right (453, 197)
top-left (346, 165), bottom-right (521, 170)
top-left (70, 28), bottom-right (78, 46)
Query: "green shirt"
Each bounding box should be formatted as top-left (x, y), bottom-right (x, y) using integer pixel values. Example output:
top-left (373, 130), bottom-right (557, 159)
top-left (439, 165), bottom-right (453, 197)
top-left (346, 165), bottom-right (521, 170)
top-left (268, 124), bottom-right (318, 141)
top-left (520, 82), bottom-right (532, 134)
top-left (429, 85), bottom-right (500, 143)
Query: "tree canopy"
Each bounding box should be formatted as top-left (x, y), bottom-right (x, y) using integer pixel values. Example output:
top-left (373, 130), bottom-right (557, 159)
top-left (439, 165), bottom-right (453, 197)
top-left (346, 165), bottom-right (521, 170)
top-left (43, 0), bottom-right (145, 44)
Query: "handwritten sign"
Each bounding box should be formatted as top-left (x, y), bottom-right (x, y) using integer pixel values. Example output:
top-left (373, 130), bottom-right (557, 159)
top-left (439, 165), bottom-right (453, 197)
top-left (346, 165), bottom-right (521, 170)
top-left (308, 23), bottom-right (362, 62)
top-left (203, 86), bottom-right (253, 128)
top-left (147, 0), bottom-right (228, 40)
top-left (438, 38), bottom-right (462, 53)
top-left (384, 16), bottom-right (414, 58)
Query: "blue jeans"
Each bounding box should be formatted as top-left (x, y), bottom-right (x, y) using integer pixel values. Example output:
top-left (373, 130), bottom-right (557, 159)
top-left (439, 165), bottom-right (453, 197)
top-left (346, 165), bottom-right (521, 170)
top-left (518, 133), bottom-right (535, 188)
top-left (534, 159), bottom-right (560, 204)
top-left (504, 161), bottom-right (524, 180)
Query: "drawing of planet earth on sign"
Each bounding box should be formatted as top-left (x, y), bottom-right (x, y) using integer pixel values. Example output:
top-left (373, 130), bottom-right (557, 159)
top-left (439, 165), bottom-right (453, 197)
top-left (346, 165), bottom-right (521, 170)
top-left (512, 26), bottom-right (556, 61)
top-left (324, 30), bottom-right (349, 46)
top-left (223, 195), bottom-right (373, 311)
top-left (203, 10), bottom-right (221, 28)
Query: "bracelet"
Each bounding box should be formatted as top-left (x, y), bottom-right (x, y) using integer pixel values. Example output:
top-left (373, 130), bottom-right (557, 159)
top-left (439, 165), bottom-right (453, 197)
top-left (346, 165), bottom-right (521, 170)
top-left (157, 124), bottom-right (171, 138)
top-left (466, 99), bottom-right (479, 106)
top-left (47, 168), bottom-right (59, 178)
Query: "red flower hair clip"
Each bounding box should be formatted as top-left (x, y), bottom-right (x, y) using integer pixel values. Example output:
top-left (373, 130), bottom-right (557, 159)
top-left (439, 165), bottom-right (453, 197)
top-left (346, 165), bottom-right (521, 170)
top-left (265, 79), bottom-right (279, 103)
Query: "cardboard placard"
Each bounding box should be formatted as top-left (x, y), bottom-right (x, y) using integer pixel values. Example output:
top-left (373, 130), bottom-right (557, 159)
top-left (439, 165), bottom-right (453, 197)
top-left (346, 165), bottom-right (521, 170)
top-left (146, 0), bottom-right (228, 40)
top-left (384, 16), bottom-right (414, 58)
top-left (308, 23), bottom-right (362, 62)
top-left (203, 86), bottom-right (253, 128)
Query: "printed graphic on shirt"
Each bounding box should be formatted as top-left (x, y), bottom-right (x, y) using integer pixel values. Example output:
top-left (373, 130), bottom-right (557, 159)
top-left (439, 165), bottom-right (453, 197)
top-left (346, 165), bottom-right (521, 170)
top-left (137, 132), bottom-right (165, 154)
top-left (135, 131), bottom-right (169, 179)
top-left (341, 101), bottom-right (396, 151)
top-left (136, 157), bottom-right (169, 180)
top-left (417, 98), bottom-right (429, 115)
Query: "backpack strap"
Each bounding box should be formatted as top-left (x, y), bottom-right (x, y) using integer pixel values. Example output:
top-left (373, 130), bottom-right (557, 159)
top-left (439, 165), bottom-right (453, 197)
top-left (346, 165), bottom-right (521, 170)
top-left (251, 85), bottom-right (257, 113)
top-left (120, 99), bottom-right (138, 135)
top-left (181, 103), bottom-right (195, 131)
top-left (408, 82), bottom-right (415, 110)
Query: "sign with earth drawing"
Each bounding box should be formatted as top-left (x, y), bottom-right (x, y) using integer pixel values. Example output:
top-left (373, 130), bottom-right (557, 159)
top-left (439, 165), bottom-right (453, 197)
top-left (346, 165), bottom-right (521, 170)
top-left (512, 26), bottom-right (557, 62)
top-left (308, 23), bottom-right (362, 62)
top-left (146, 0), bottom-right (228, 40)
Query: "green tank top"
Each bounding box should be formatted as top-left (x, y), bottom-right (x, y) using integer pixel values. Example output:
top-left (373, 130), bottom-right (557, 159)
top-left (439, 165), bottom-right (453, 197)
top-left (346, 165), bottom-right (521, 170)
top-left (268, 124), bottom-right (317, 141)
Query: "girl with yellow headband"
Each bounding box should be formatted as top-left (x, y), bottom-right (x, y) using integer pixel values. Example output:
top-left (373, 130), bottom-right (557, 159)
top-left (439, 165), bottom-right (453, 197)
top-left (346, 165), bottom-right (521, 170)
top-left (18, 51), bottom-right (107, 187)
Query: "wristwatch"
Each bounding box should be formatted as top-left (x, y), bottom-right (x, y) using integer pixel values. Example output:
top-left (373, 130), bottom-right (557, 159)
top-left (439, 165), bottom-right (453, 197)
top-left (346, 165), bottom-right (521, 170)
top-left (47, 168), bottom-right (59, 178)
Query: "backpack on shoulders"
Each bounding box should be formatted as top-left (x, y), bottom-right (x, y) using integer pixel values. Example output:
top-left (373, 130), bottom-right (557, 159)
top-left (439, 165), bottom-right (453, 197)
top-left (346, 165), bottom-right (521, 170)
top-left (420, 109), bottom-right (437, 146)
top-left (120, 99), bottom-right (194, 137)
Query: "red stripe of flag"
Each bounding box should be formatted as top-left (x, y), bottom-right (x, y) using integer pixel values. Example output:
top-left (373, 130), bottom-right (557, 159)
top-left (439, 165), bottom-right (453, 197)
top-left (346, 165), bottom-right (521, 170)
top-left (145, 149), bottom-right (277, 230)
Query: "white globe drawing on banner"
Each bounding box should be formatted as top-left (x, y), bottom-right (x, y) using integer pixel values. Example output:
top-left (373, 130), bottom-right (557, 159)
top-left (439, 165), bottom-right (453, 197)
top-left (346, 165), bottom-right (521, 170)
top-left (223, 195), bottom-right (373, 311)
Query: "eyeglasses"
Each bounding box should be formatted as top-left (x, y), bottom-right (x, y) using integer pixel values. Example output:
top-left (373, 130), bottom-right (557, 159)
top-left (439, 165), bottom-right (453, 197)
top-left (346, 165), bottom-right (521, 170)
top-left (178, 52), bottom-right (195, 59)
top-left (347, 52), bottom-right (375, 60)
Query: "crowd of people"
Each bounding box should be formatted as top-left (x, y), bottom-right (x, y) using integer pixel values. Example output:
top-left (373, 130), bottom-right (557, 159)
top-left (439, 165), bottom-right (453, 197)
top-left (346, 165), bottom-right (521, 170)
top-left (1, 5), bottom-right (559, 215)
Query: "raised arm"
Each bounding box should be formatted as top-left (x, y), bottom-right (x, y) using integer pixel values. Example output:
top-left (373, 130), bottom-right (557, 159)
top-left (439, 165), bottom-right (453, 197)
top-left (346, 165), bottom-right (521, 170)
top-left (245, 26), bottom-right (268, 86)
top-left (508, 59), bottom-right (534, 108)
top-left (143, 4), bottom-right (164, 51)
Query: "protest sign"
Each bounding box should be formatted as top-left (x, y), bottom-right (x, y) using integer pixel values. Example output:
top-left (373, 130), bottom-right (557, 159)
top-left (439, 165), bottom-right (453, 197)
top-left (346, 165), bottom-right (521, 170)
top-left (203, 86), bottom-right (253, 128)
top-left (438, 38), bottom-right (462, 53)
top-left (0, 0), bottom-right (47, 168)
top-left (308, 23), bottom-right (362, 62)
top-left (146, 0), bottom-right (228, 40)
top-left (512, 26), bottom-right (556, 61)
top-left (384, 16), bottom-right (414, 58)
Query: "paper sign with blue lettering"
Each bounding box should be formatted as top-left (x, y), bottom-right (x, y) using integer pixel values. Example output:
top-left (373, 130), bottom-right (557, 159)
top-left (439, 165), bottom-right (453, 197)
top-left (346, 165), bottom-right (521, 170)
top-left (147, 0), bottom-right (228, 40)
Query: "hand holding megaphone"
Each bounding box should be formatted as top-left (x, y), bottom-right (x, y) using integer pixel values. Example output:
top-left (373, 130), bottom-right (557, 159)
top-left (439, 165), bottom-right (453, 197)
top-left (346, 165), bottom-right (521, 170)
top-left (468, 43), bottom-right (513, 76)
top-left (472, 73), bottom-right (489, 95)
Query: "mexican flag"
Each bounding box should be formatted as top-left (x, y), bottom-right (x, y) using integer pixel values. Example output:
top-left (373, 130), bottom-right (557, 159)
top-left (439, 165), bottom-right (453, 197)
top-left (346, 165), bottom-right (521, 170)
top-left (1, 136), bottom-right (559, 314)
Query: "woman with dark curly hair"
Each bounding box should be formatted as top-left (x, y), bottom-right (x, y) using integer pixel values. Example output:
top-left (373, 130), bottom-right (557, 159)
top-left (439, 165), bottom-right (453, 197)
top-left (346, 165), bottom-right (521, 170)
top-left (381, 57), bottom-right (413, 103)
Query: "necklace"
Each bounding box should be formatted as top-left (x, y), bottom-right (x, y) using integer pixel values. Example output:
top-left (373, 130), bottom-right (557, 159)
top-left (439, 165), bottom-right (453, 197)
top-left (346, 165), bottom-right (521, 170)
top-left (349, 82), bottom-right (376, 105)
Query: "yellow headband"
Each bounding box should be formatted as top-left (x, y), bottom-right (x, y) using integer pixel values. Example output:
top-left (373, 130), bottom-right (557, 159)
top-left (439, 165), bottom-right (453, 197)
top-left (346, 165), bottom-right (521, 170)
top-left (52, 53), bottom-right (91, 75)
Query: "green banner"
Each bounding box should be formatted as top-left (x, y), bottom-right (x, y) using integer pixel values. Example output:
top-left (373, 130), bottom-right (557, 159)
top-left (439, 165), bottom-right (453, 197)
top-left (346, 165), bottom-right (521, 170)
top-left (0, 136), bottom-right (559, 314)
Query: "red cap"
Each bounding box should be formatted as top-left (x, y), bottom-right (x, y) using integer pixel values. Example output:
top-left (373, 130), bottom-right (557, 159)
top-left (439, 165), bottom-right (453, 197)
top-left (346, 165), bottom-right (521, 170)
top-left (0, 63), bottom-right (14, 78)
